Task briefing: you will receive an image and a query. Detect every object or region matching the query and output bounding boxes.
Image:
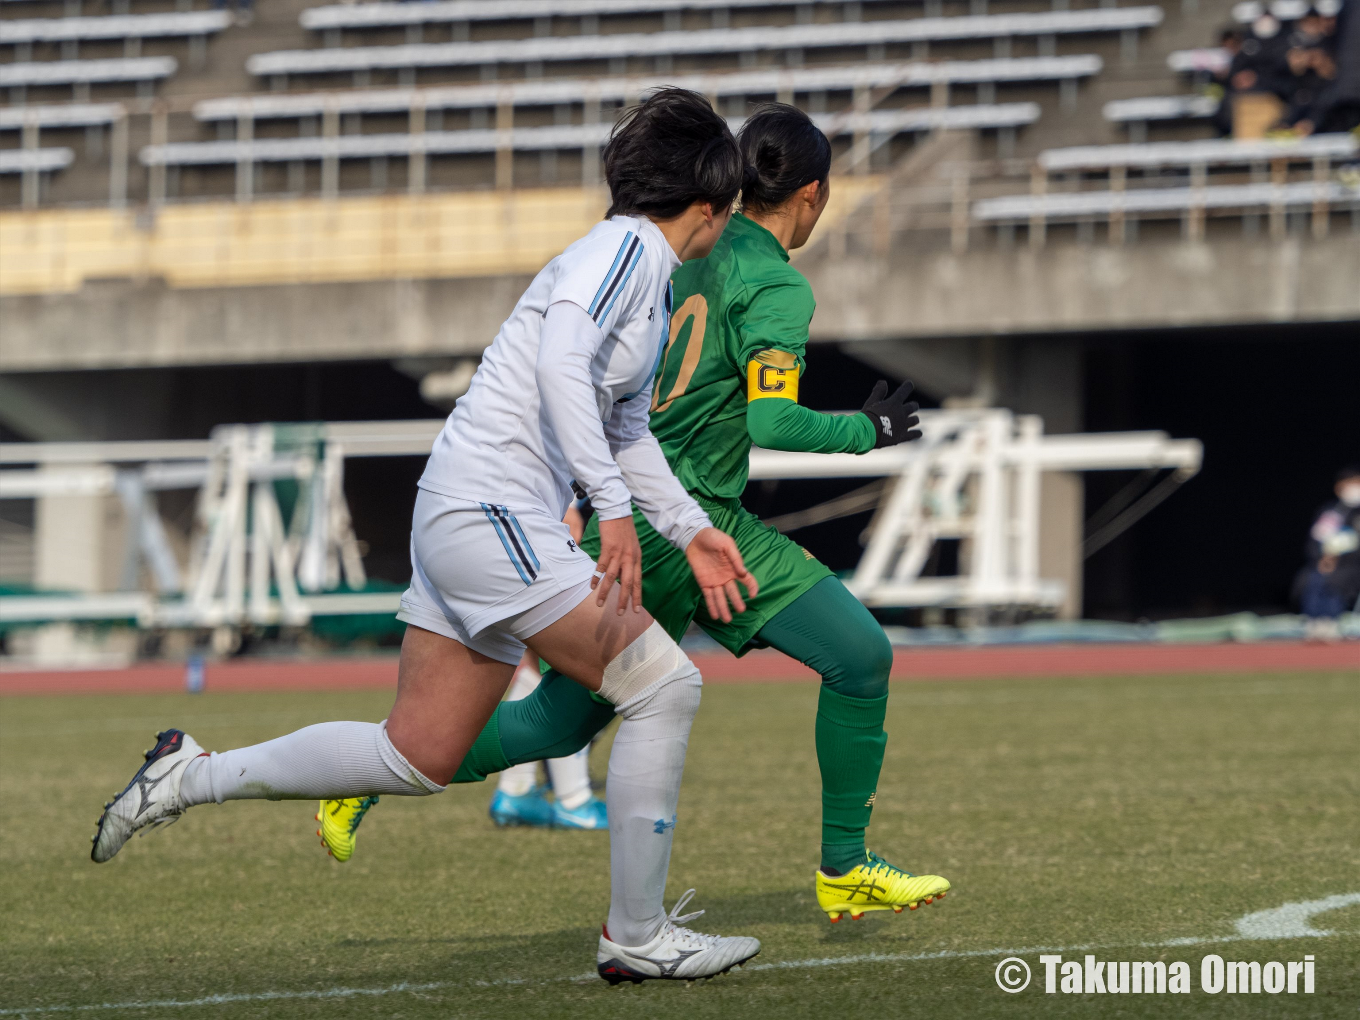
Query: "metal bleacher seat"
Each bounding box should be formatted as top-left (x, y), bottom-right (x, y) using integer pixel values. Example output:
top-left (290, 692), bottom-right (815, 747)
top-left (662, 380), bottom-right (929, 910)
top-left (144, 104), bottom-right (1041, 173)
top-left (0, 101), bottom-right (122, 132)
top-left (0, 147), bottom-right (74, 174)
top-left (0, 145), bottom-right (74, 208)
top-left (1167, 48), bottom-right (1229, 76)
top-left (1102, 95), bottom-right (1218, 142)
top-left (973, 179), bottom-right (1357, 222)
top-left (248, 8), bottom-right (1162, 87)
top-left (1, 55), bottom-right (177, 102)
top-left (978, 134), bottom-right (1359, 244)
top-left (195, 56), bottom-right (1100, 126)
top-left (301, 0), bottom-right (910, 38)
top-left (0, 105), bottom-right (124, 196)
top-left (0, 11), bottom-right (230, 65)
top-left (1038, 134), bottom-right (1358, 173)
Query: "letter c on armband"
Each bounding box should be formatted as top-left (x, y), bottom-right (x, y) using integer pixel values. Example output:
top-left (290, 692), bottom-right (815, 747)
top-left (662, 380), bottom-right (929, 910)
top-left (747, 349), bottom-right (800, 402)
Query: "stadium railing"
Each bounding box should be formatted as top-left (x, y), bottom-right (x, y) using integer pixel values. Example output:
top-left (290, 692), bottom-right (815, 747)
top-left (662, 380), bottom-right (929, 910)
top-left (196, 56), bottom-right (1100, 126)
top-left (1102, 94), bottom-right (1218, 142)
top-left (140, 106), bottom-right (1038, 199)
top-left (1, 55), bottom-right (176, 102)
top-left (248, 8), bottom-right (1162, 87)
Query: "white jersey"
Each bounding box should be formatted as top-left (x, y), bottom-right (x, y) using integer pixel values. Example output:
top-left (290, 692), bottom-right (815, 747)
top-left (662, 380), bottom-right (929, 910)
top-left (419, 214), bottom-right (712, 549)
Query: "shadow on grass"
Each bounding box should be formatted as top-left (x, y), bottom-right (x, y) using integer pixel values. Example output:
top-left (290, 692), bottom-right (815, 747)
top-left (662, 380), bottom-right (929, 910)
top-left (680, 886), bottom-right (945, 949)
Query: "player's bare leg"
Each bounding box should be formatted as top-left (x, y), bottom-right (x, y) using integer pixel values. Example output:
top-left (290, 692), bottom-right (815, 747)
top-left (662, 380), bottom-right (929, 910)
top-left (93, 627), bottom-right (513, 863)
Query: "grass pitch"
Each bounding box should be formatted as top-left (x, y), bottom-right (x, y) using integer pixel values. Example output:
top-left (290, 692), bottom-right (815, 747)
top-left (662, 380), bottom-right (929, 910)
top-left (2, 669), bottom-right (1357, 1019)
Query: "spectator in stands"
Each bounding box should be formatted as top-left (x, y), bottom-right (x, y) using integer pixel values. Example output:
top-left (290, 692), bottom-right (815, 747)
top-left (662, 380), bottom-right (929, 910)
top-left (1290, 6), bottom-right (1333, 48)
top-left (1291, 0), bottom-right (1360, 134)
top-left (1294, 465), bottom-right (1360, 641)
top-left (1213, 10), bottom-right (1291, 135)
top-left (1280, 41), bottom-right (1335, 125)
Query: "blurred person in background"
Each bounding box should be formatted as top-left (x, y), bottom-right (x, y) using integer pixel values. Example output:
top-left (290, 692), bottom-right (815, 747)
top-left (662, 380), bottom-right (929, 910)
top-left (1210, 26), bottom-right (1248, 136)
top-left (1280, 42), bottom-right (1336, 126)
top-left (1291, 0), bottom-right (1360, 133)
top-left (1294, 465), bottom-right (1360, 641)
top-left (1213, 7), bottom-right (1291, 135)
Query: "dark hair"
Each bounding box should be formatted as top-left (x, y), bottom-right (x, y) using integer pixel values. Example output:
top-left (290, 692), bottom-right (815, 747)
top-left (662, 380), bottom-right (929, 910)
top-left (603, 88), bottom-right (745, 219)
top-left (1337, 465), bottom-right (1360, 484)
top-left (737, 103), bottom-right (832, 214)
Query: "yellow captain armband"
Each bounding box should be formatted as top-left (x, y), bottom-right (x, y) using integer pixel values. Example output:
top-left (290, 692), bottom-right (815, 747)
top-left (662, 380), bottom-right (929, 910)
top-left (746, 349), bottom-right (800, 402)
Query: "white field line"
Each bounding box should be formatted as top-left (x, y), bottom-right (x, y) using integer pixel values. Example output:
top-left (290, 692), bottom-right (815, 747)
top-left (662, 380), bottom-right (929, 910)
top-left (2, 898), bottom-right (1356, 1016)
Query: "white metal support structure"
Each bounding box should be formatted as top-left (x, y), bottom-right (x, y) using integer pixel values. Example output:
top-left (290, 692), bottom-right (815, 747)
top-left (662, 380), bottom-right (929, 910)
top-left (1, 413), bottom-right (1199, 626)
top-left (748, 409), bottom-right (1201, 610)
top-left (0, 423), bottom-right (431, 631)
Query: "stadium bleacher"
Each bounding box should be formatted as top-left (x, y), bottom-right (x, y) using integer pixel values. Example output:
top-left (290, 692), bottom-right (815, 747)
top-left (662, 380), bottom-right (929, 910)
top-left (247, 9), bottom-right (1162, 89)
top-left (1103, 94), bottom-right (1217, 141)
top-left (0, 100), bottom-right (122, 130)
top-left (1, 55), bottom-right (176, 102)
top-left (1167, 46), bottom-right (1229, 75)
top-left (143, 105), bottom-right (1041, 197)
top-left (1039, 133), bottom-right (1358, 172)
top-left (974, 133), bottom-right (1358, 247)
top-left (3, 0), bottom-right (1352, 254)
top-left (973, 179), bottom-right (1355, 222)
top-left (0, 11), bottom-right (229, 65)
top-left (0, 146), bottom-right (72, 173)
top-left (302, 0), bottom-right (913, 40)
top-left (196, 57), bottom-right (1101, 127)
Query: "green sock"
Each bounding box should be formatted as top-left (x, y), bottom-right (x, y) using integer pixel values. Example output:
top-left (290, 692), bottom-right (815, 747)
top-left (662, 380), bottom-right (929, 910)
top-left (450, 669), bottom-right (615, 784)
top-left (816, 686), bottom-right (888, 873)
top-left (451, 709), bottom-right (507, 784)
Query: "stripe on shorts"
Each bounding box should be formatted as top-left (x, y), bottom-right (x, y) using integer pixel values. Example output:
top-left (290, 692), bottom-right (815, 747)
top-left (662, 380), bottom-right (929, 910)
top-left (588, 233), bottom-right (643, 326)
top-left (481, 503), bottom-right (538, 585)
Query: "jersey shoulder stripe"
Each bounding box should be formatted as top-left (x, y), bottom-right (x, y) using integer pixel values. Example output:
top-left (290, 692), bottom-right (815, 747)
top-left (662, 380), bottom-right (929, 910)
top-left (588, 232), bottom-right (644, 325)
top-left (587, 231), bottom-right (635, 316)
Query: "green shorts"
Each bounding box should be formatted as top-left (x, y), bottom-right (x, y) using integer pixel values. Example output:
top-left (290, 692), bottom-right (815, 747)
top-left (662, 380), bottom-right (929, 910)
top-left (580, 494), bottom-right (833, 655)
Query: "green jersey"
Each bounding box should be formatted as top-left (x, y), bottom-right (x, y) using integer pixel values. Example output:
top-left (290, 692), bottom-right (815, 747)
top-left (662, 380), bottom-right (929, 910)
top-left (650, 213), bottom-right (872, 500)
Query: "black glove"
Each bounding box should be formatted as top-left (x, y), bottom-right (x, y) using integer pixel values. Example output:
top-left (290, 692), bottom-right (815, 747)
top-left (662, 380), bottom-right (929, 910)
top-left (859, 380), bottom-right (922, 448)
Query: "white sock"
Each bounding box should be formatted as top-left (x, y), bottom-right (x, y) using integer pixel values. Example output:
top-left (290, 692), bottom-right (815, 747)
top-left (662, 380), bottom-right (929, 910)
top-left (178, 721), bottom-right (444, 805)
top-left (546, 747), bottom-right (592, 810)
top-left (498, 761), bottom-right (539, 797)
top-left (604, 642), bottom-right (702, 947)
top-left (497, 663), bottom-right (544, 797)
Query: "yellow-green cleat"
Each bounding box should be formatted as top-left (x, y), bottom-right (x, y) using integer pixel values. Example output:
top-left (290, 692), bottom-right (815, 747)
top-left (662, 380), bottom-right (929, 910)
top-left (815, 851), bottom-right (950, 922)
top-left (315, 797), bottom-right (378, 862)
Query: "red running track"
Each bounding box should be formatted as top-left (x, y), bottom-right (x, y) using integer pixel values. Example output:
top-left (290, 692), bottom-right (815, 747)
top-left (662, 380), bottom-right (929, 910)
top-left (0, 642), bottom-right (1355, 696)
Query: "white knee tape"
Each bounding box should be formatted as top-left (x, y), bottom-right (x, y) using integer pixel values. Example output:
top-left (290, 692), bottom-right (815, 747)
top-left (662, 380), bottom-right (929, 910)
top-left (598, 621), bottom-right (696, 710)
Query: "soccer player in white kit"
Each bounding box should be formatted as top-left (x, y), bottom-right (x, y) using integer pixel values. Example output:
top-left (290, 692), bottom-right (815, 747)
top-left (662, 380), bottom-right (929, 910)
top-left (90, 90), bottom-right (763, 983)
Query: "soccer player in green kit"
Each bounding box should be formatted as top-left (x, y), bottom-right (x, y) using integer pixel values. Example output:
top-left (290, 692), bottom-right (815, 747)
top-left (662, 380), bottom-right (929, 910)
top-left (320, 105), bottom-right (950, 923)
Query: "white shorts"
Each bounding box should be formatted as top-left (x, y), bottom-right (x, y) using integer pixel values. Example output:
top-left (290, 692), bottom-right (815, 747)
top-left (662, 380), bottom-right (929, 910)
top-left (397, 487), bottom-right (597, 665)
